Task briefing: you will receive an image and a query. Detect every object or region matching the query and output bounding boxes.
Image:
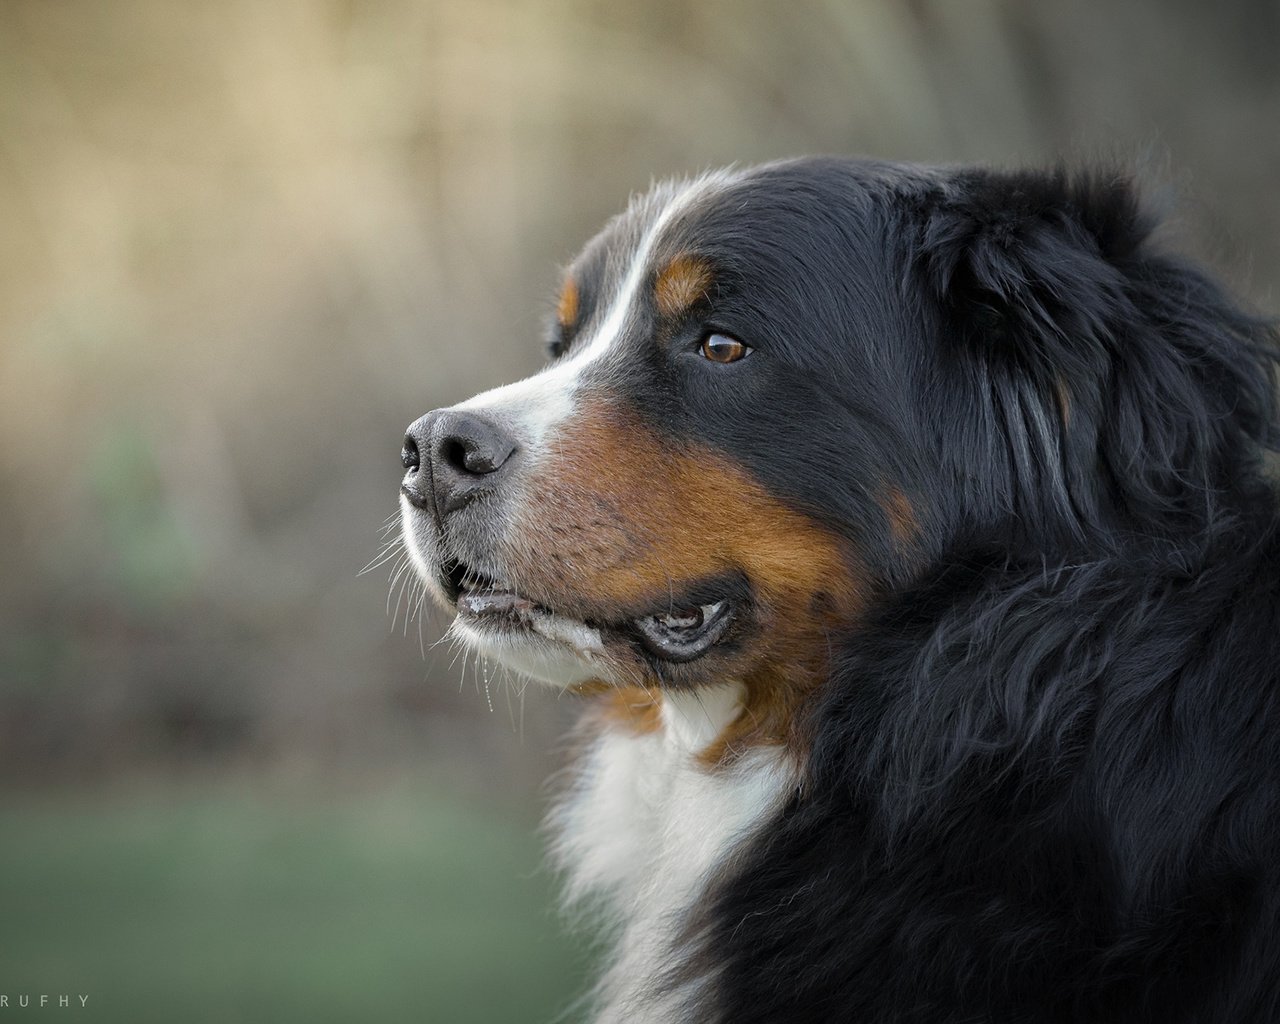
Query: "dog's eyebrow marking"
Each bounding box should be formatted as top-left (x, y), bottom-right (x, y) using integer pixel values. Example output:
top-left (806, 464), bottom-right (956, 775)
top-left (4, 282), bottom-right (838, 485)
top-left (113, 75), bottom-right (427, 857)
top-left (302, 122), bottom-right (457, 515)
top-left (557, 276), bottom-right (579, 328)
top-left (654, 253), bottom-right (714, 319)
top-left (577, 169), bottom-right (739, 368)
top-left (450, 171), bottom-right (740, 458)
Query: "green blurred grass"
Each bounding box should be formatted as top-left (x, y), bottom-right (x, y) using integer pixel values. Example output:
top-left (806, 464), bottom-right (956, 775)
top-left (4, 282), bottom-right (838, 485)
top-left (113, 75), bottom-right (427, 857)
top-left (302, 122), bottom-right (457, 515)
top-left (0, 780), bottom-right (593, 1023)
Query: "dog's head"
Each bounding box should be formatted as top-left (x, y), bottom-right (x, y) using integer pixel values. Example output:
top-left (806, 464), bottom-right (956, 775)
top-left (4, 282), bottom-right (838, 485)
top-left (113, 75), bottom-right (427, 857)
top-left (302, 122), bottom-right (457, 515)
top-left (398, 158), bottom-right (1276, 730)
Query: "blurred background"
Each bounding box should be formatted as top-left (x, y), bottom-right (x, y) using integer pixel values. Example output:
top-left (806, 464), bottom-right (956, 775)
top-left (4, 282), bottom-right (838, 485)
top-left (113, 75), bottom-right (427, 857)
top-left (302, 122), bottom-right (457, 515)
top-left (1, 1), bottom-right (1277, 1020)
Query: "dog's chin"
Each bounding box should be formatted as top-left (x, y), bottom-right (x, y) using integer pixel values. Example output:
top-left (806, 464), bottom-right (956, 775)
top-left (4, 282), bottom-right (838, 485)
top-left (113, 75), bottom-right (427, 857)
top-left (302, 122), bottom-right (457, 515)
top-left (449, 613), bottom-right (609, 687)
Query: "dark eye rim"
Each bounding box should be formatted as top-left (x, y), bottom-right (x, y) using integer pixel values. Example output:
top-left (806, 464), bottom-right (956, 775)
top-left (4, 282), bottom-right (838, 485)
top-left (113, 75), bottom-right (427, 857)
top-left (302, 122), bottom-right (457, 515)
top-left (698, 331), bottom-right (751, 364)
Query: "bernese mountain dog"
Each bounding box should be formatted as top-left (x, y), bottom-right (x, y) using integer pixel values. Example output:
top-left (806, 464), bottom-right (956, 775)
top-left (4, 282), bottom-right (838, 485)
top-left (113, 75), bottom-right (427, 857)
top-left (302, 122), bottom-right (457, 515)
top-left (396, 158), bottom-right (1280, 1022)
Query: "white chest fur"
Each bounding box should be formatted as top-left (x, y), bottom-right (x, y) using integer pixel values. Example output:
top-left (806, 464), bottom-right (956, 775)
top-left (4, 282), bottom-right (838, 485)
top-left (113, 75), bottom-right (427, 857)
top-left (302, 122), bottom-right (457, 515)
top-left (550, 684), bottom-right (797, 1023)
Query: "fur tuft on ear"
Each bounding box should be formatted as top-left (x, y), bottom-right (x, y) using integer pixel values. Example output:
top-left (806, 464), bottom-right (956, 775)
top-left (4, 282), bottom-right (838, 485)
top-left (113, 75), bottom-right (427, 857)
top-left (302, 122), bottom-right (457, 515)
top-left (915, 167), bottom-right (1279, 547)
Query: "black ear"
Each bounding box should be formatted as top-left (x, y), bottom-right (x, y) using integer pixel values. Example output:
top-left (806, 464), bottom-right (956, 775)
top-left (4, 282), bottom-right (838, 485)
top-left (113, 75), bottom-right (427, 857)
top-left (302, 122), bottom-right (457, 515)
top-left (916, 167), bottom-right (1278, 543)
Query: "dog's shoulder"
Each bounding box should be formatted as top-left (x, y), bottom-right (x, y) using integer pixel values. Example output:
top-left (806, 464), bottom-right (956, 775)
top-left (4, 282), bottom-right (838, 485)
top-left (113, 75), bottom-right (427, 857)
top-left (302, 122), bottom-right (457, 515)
top-left (684, 518), bottom-right (1280, 1022)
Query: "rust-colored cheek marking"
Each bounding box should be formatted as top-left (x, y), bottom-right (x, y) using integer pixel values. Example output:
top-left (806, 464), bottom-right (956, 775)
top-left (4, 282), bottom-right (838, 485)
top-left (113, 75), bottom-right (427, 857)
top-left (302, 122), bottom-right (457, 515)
top-left (557, 277), bottom-right (579, 328)
top-left (654, 253), bottom-right (714, 319)
top-left (510, 402), bottom-right (865, 766)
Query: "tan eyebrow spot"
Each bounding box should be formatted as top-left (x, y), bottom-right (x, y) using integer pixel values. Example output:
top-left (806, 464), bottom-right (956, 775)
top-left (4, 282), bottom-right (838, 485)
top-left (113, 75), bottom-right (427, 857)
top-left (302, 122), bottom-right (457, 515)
top-left (654, 253), bottom-right (714, 318)
top-left (557, 277), bottom-right (580, 327)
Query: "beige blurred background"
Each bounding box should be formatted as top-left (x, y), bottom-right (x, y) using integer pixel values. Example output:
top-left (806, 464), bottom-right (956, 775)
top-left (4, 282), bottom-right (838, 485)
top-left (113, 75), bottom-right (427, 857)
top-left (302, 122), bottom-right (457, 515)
top-left (1, 1), bottom-right (1277, 1021)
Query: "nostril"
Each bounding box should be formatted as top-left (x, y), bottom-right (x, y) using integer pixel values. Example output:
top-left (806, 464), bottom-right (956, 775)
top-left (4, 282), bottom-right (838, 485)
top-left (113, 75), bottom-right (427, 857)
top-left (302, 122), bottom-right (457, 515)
top-left (435, 413), bottom-right (517, 478)
top-left (442, 438), bottom-right (469, 474)
top-left (401, 434), bottom-right (421, 472)
top-left (414, 409), bottom-right (518, 518)
top-left (442, 437), bottom-right (507, 475)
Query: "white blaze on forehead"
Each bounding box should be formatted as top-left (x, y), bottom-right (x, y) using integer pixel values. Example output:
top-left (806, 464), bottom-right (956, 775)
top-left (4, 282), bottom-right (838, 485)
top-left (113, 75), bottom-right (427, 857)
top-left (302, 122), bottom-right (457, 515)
top-left (451, 169), bottom-right (741, 454)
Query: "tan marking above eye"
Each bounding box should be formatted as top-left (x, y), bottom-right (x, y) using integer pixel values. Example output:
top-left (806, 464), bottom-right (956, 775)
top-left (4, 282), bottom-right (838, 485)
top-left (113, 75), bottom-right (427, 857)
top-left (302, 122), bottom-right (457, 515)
top-left (654, 253), bottom-right (714, 318)
top-left (557, 277), bottom-right (579, 327)
top-left (700, 332), bottom-right (749, 363)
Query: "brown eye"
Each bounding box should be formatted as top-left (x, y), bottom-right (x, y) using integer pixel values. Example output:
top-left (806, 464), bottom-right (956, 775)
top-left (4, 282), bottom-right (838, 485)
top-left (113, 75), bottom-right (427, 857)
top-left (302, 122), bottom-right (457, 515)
top-left (700, 332), bottom-right (750, 364)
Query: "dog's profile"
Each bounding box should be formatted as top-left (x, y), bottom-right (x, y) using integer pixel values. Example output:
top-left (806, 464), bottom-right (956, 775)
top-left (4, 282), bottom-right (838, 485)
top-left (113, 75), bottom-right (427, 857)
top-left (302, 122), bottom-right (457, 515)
top-left (397, 158), bottom-right (1280, 1022)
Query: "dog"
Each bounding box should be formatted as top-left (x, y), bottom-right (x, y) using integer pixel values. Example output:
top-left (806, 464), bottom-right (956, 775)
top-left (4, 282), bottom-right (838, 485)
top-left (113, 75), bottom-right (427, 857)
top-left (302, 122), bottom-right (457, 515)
top-left (396, 158), bottom-right (1280, 1022)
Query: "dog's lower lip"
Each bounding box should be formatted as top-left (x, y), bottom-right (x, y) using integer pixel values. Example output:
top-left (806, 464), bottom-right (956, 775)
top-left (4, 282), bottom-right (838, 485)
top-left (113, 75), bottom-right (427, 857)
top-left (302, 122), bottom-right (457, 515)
top-left (457, 587), bottom-right (537, 618)
top-left (446, 562), bottom-right (736, 659)
top-left (453, 571), bottom-right (555, 622)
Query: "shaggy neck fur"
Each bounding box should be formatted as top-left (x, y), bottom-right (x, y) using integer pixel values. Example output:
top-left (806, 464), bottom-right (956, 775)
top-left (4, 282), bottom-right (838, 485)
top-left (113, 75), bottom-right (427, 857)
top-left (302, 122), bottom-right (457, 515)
top-left (550, 684), bottom-right (797, 1023)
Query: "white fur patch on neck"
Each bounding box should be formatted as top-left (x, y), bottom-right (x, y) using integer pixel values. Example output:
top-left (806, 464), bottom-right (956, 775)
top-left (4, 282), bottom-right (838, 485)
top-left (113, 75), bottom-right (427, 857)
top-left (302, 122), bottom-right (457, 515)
top-left (662, 684), bottom-right (743, 751)
top-left (551, 683), bottom-right (797, 1022)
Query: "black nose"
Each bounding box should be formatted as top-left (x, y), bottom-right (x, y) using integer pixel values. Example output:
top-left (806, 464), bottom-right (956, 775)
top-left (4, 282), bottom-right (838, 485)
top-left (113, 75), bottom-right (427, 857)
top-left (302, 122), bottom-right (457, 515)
top-left (401, 409), bottom-right (518, 519)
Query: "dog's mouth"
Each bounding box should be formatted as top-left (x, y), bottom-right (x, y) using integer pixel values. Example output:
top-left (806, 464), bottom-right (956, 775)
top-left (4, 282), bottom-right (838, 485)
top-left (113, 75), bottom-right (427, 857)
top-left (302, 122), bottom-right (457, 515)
top-left (442, 559), bottom-right (737, 664)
